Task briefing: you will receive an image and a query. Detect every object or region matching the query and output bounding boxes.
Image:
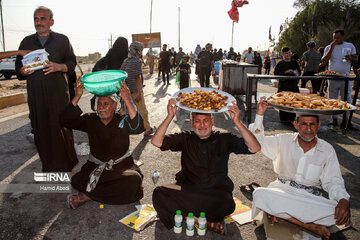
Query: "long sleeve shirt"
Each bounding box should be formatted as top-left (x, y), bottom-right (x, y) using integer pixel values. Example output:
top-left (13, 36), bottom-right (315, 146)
top-left (160, 131), bottom-right (253, 193)
top-left (60, 103), bottom-right (145, 162)
top-left (249, 114), bottom-right (350, 202)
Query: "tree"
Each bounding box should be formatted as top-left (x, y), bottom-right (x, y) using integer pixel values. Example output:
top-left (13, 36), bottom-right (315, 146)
top-left (293, 0), bottom-right (315, 9)
top-left (277, 0), bottom-right (360, 56)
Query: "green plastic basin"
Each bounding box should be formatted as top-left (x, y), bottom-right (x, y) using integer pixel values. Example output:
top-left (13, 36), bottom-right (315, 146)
top-left (80, 70), bottom-right (128, 96)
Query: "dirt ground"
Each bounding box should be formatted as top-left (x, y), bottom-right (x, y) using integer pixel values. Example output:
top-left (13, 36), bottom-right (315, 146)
top-left (0, 78), bottom-right (26, 96)
top-left (0, 66), bottom-right (359, 239)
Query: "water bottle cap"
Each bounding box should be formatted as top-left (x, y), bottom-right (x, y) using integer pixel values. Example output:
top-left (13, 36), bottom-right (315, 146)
top-left (200, 212), bottom-right (205, 217)
top-left (176, 210), bottom-right (181, 215)
top-left (188, 212), bottom-right (193, 218)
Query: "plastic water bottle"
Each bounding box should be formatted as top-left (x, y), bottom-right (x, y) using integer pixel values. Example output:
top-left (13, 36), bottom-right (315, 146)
top-left (152, 170), bottom-right (160, 184)
top-left (173, 210), bottom-right (183, 234)
top-left (197, 212), bottom-right (207, 236)
top-left (186, 212), bottom-right (195, 236)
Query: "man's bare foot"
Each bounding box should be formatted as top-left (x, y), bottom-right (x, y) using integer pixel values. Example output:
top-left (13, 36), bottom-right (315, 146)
top-left (67, 192), bottom-right (91, 209)
top-left (268, 214), bottom-right (279, 225)
top-left (206, 221), bottom-right (226, 235)
top-left (276, 216), bottom-right (331, 240)
top-left (71, 169), bottom-right (77, 176)
top-left (304, 223), bottom-right (331, 240)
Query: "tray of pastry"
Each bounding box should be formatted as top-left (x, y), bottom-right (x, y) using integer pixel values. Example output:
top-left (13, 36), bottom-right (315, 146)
top-left (315, 70), bottom-right (347, 77)
top-left (267, 92), bottom-right (356, 115)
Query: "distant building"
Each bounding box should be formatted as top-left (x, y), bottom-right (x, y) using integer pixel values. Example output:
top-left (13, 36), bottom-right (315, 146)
top-left (76, 52), bottom-right (102, 63)
top-left (88, 52), bottom-right (102, 62)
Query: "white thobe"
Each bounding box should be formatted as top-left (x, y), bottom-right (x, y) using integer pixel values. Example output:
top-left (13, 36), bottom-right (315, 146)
top-left (249, 114), bottom-right (350, 226)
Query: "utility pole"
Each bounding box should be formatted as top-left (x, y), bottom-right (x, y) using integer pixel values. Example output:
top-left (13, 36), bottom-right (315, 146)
top-left (150, 0), bottom-right (153, 34)
top-left (108, 34), bottom-right (113, 49)
top-left (231, 21), bottom-right (234, 48)
top-left (178, 6), bottom-right (180, 50)
top-left (0, 0), bottom-right (5, 51)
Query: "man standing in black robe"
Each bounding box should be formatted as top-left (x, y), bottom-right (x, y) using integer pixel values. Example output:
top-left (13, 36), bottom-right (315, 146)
top-left (274, 47), bottom-right (301, 123)
top-left (159, 44), bottom-right (171, 85)
top-left (15, 6), bottom-right (78, 172)
top-left (197, 43), bottom-right (214, 87)
top-left (151, 99), bottom-right (261, 234)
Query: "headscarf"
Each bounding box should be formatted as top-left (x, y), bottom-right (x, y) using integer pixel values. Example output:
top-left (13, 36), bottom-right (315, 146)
top-left (94, 94), bottom-right (121, 113)
top-left (106, 37), bottom-right (129, 70)
top-left (128, 41), bottom-right (144, 58)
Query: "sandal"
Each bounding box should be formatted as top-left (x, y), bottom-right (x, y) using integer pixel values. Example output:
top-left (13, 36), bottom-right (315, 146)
top-left (66, 193), bottom-right (89, 209)
top-left (207, 221), bottom-right (227, 235)
top-left (240, 182), bottom-right (261, 194)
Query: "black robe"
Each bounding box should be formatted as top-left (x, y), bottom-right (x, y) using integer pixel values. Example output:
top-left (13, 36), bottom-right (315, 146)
top-left (178, 63), bottom-right (191, 89)
top-left (15, 31), bottom-right (78, 172)
top-left (152, 131), bottom-right (253, 229)
top-left (60, 104), bottom-right (145, 204)
top-left (274, 60), bottom-right (301, 122)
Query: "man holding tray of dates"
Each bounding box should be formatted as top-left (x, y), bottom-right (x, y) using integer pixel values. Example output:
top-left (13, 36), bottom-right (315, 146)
top-left (249, 98), bottom-right (351, 240)
top-left (151, 98), bottom-right (260, 234)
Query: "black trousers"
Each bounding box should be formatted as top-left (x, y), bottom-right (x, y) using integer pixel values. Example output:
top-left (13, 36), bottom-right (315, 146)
top-left (153, 184), bottom-right (235, 229)
top-left (278, 82), bottom-right (299, 122)
top-left (162, 71), bottom-right (169, 84)
top-left (199, 67), bottom-right (211, 87)
top-left (301, 71), bottom-right (321, 93)
top-left (265, 67), bottom-right (270, 75)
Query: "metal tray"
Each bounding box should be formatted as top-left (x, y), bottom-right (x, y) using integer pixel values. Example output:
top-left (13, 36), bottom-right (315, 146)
top-left (172, 87), bottom-right (236, 113)
top-left (268, 102), bottom-right (357, 115)
top-left (315, 73), bottom-right (347, 77)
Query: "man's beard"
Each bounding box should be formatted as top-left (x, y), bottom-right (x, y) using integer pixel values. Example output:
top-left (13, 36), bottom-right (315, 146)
top-left (194, 127), bottom-right (212, 139)
top-left (97, 110), bottom-right (108, 119)
top-left (298, 133), bottom-right (316, 142)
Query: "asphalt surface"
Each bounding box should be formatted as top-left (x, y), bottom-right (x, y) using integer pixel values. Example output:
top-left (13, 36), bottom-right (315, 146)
top-left (0, 69), bottom-right (359, 240)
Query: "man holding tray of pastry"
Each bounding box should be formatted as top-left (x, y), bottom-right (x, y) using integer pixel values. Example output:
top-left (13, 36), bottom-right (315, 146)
top-left (249, 98), bottom-right (351, 240)
top-left (151, 98), bottom-right (261, 234)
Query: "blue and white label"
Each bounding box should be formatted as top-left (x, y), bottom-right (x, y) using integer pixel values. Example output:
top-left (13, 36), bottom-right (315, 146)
top-left (186, 224), bottom-right (194, 231)
top-left (198, 223), bottom-right (206, 230)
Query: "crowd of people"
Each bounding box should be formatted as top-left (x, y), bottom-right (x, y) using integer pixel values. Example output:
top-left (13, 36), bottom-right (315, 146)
top-left (3, 5), bottom-right (357, 239)
top-left (155, 44), bottom-right (276, 88)
top-left (273, 29), bottom-right (358, 129)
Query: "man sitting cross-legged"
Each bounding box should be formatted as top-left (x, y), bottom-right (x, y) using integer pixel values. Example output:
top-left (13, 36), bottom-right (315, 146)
top-left (151, 99), bottom-right (261, 234)
top-left (249, 98), bottom-right (351, 240)
top-left (60, 78), bottom-right (145, 209)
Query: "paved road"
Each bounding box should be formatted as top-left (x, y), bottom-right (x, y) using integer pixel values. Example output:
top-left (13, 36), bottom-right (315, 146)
top-left (0, 70), bottom-right (359, 239)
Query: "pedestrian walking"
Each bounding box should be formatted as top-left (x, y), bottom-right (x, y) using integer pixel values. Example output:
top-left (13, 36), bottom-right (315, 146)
top-left (159, 44), bottom-right (171, 85)
top-left (264, 55), bottom-right (271, 75)
top-left (253, 51), bottom-right (263, 74)
top-left (300, 41), bottom-right (322, 93)
top-left (120, 41), bottom-right (154, 136)
top-left (197, 43), bottom-right (214, 87)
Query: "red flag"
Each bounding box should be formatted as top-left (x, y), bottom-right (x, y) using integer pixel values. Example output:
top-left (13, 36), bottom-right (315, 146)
top-left (233, 0), bottom-right (249, 8)
top-left (228, 3), bottom-right (239, 22)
